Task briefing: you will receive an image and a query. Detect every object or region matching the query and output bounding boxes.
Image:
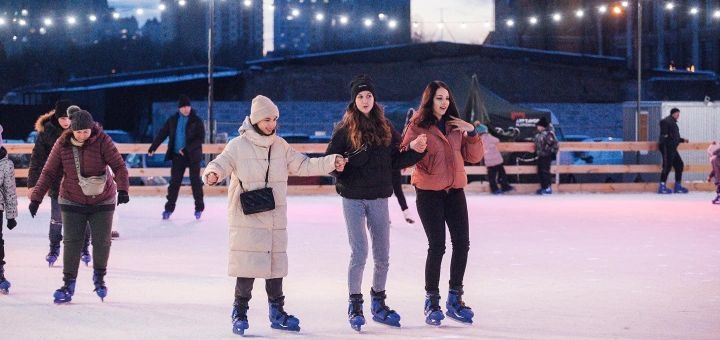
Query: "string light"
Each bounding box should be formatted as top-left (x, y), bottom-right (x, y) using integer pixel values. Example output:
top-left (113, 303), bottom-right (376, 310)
top-left (501, 1), bottom-right (720, 29)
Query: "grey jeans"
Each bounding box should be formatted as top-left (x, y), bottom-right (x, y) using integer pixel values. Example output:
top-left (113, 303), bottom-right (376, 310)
top-left (342, 197), bottom-right (390, 295)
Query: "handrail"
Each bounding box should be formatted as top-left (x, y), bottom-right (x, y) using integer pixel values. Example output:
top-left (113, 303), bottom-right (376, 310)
top-left (5, 142), bottom-right (715, 194)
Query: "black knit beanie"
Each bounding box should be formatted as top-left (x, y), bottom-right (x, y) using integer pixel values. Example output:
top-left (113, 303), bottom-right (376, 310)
top-left (53, 99), bottom-right (72, 120)
top-left (349, 75), bottom-right (376, 99)
top-left (178, 95), bottom-right (191, 108)
top-left (70, 110), bottom-right (95, 131)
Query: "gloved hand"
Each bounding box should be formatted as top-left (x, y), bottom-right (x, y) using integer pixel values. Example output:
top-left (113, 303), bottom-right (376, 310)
top-left (29, 200), bottom-right (40, 218)
top-left (117, 190), bottom-right (130, 205)
top-left (7, 219), bottom-right (17, 230)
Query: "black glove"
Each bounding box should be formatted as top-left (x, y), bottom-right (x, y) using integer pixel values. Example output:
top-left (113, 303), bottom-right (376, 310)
top-left (117, 190), bottom-right (130, 205)
top-left (7, 219), bottom-right (17, 230)
top-left (29, 200), bottom-right (40, 218)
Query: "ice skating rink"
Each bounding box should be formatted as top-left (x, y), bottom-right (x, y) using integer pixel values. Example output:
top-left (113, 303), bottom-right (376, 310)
top-left (1, 193), bottom-right (718, 339)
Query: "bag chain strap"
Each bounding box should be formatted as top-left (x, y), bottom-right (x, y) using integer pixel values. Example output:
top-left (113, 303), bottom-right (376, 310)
top-left (239, 145), bottom-right (271, 192)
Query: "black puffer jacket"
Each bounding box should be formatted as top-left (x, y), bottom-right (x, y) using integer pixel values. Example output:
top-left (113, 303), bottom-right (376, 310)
top-left (28, 112), bottom-right (65, 197)
top-left (659, 115), bottom-right (685, 149)
top-left (326, 124), bottom-right (425, 200)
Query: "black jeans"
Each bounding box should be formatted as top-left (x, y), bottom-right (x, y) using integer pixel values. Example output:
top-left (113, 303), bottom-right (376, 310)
top-left (537, 155), bottom-right (553, 189)
top-left (415, 188), bottom-right (470, 293)
top-left (0, 211), bottom-right (5, 266)
top-left (660, 144), bottom-right (684, 183)
top-left (234, 277), bottom-right (283, 302)
top-left (165, 153), bottom-right (204, 212)
top-left (391, 170), bottom-right (408, 211)
top-left (487, 164), bottom-right (511, 192)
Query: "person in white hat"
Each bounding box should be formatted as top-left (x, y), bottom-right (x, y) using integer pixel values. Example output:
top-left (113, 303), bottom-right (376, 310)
top-left (203, 95), bottom-right (347, 336)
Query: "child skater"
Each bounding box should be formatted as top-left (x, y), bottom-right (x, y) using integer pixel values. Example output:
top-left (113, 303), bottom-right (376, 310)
top-left (0, 124), bottom-right (19, 294)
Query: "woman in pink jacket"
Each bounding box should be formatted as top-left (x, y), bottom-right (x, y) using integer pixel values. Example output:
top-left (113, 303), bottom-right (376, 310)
top-left (402, 80), bottom-right (484, 326)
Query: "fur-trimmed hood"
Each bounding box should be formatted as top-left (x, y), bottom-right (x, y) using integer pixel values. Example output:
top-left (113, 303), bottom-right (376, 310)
top-left (34, 111), bottom-right (57, 133)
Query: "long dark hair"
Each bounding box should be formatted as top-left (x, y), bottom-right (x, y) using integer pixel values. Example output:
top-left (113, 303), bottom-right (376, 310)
top-left (413, 80), bottom-right (460, 129)
top-left (336, 97), bottom-right (391, 150)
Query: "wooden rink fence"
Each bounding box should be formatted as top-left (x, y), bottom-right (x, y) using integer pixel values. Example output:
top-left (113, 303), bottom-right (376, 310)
top-left (5, 141), bottom-right (715, 196)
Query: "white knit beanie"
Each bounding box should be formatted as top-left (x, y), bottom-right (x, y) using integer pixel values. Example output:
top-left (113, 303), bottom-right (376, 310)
top-left (249, 95), bottom-right (279, 125)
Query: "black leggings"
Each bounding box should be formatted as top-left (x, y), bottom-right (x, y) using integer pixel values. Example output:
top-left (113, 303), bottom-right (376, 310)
top-left (660, 145), bottom-right (684, 183)
top-left (234, 277), bottom-right (283, 302)
top-left (415, 188), bottom-right (470, 293)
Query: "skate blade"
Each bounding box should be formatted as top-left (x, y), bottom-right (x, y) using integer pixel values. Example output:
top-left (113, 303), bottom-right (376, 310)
top-left (270, 324), bottom-right (301, 332)
top-left (372, 316), bottom-right (401, 327)
top-left (445, 312), bottom-right (473, 324)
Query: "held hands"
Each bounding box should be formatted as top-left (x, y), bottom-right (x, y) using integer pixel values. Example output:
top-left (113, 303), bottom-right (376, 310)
top-left (409, 134), bottom-right (428, 153)
top-left (29, 200), bottom-right (40, 218)
top-left (7, 219), bottom-right (17, 230)
top-left (334, 155), bottom-right (348, 172)
top-left (447, 116), bottom-right (475, 132)
top-left (206, 172), bottom-right (219, 185)
top-left (117, 190), bottom-right (130, 206)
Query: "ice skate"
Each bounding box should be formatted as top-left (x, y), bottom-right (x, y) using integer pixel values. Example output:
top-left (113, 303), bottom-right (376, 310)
top-left (370, 289), bottom-right (401, 327)
top-left (93, 271), bottom-right (107, 302)
top-left (81, 250), bottom-right (92, 266)
top-left (445, 289), bottom-right (474, 324)
top-left (0, 265), bottom-right (10, 295)
top-left (194, 211), bottom-right (202, 220)
top-left (111, 230), bottom-right (120, 239)
top-left (673, 182), bottom-right (689, 194)
top-left (53, 279), bottom-right (76, 304)
top-left (348, 294), bottom-right (365, 332)
top-left (657, 182), bottom-right (673, 194)
top-left (232, 304), bottom-right (249, 335)
top-left (45, 244), bottom-right (60, 267)
top-left (424, 292), bottom-right (445, 326)
top-left (268, 296), bottom-right (300, 332)
top-left (162, 211), bottom-right (172, 220)
top-left (402, 209), bottom-right (415, 224)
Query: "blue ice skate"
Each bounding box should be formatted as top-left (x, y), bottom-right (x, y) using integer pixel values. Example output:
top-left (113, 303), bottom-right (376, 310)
top-left (370, 289), bottom-right (401, 327)
top-left (0, 265), bottom-right (10, 294)
top-left (53, 280), bottom-right (76, 304)
top-left (194, 211), bottom-right (202, 220)
top-left (673, 182), bottom-right (689, 194)
top-left (162, 211), bottom-right (172, 220)
top-left (81, 251), bottom-right (92, 266)
top-left (424, 292), bottom-right (445, 326)
top-left (0, 280), bottom-right (10, 295)
top-left (46, 245), bottom-right (60, 267)
top-left (348, 294), bottom-right (365, 332)
top-left (93, 272), bottom-right (107, 302)
top-left (232, 303), bottom-right (249, 336)
top-left (269, 298), bottom-right (300, 332)
top-left (445, 289), bottom-right (474, 324)
top-left (658, 183), bottom-right (673, 194)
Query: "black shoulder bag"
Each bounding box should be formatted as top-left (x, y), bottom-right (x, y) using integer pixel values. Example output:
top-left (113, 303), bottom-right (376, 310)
top-left (239, 146), bottom-right (275, 215)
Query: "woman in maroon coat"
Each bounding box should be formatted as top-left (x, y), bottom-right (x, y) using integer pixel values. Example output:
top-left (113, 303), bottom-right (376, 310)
top-left (29, 110), bottom-right (130, 304)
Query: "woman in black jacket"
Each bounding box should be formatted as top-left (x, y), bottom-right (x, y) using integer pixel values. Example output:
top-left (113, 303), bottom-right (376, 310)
top-left (27, 100), bottom-right (92, 267)
top-left (325, 75), bottom-right (426, 331)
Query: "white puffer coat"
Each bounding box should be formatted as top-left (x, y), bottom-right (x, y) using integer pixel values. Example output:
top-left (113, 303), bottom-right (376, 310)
top-left (203, 117), bottom-right (338, 278)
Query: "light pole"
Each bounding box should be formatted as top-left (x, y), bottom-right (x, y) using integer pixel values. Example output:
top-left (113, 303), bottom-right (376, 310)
top-left (207, 0), bottom-right (215, 145)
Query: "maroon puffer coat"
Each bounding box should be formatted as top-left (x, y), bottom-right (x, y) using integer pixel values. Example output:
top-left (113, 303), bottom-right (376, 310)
top-left (31, 124), bottom-right (129, 205)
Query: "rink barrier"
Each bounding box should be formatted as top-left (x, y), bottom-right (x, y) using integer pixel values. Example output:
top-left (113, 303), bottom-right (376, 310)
top-left (6, 142), bottom-right (715, 195)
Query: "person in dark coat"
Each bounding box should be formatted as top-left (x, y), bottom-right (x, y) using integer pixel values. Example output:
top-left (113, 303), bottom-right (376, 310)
top-left (148, 95), bottom-right (206, 220)
top-left (29, 109), bottom-right (130, 303)
top-left (658, 107), bottom-right (689, 194)
top-left (325, 75), bottom-right (427, 331)
top-left (27, 100), bottom-right (93, 266)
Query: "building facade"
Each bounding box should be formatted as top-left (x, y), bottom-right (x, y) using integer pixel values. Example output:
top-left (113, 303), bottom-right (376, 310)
top-left (160, 0), bottom-right (263, 65)
top-left (273, 0), bottom-right (411, 55)
top-left (488, 0), bottom-right (720, 72)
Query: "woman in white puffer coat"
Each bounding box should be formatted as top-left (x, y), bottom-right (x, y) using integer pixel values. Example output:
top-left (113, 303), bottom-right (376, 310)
top-left (203, 95), bottom-right (346, 336)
